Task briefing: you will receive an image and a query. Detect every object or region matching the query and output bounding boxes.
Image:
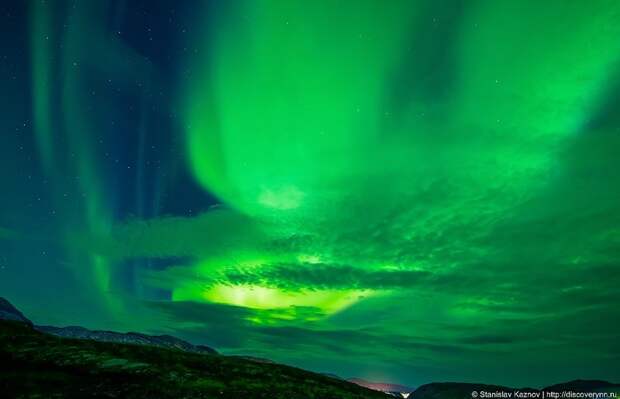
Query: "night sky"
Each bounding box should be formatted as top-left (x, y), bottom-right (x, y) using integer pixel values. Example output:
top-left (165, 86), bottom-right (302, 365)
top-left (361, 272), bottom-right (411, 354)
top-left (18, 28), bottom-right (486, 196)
top-left (2, 0), bottom-right (620, 388)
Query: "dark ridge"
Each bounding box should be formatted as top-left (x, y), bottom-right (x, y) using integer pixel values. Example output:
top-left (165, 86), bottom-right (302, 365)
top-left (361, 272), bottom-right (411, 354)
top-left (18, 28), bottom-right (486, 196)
top-left (36, 325), bottom-right (217, 355)
top-left (0, 297), bottom-right (32, 326)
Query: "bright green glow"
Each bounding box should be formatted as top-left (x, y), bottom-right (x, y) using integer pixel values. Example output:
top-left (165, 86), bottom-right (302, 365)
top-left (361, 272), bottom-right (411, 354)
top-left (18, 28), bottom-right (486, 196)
top-left (179, 0), bottom-right (620, 316)
top-left (448, 1), bottom-right (620, 194)
top-left (185, 1), bottom-right (417, 218)
top-left (15, 0), bottom-right (620, 387)
top-left (181, 1), bottom-right (421, 314)
top-left (184, 1), bottom-right (620, 225)
top-left (456, 1), bottom-right (620, 136)
top-left (178, 284), bottom-right (368, 314)
top-left (169, 256), bottom-right (372, 315)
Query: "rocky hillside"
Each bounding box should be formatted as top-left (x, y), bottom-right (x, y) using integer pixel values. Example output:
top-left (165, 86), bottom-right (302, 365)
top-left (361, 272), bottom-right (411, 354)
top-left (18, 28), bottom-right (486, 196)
top-left (0, 297), bottom-right (32, 325)
top-left (37, 325), bottom-right (217, 355)
top-left (0, 297), bottom-right (386, 399)
top-left (2, 297), bottom-right (618, 399)
top-left (0, 296), bottom-right (216, 356)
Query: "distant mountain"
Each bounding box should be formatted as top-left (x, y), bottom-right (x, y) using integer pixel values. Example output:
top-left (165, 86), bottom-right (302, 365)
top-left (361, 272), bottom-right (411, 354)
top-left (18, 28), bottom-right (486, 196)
top-left (348, 378), bottom-right (414, 397)
top-left (0, 296), bottom-right (388, 398)
top-left (0, 297), bottom-right (32, 325)
top-left (413, 381), bottom-right (620, 399)
top-left (2, 296), bottom-right (619, 399)
top-left (36, 324), bottom-right (217, 355)
top-left (0, 320), bottom-right (387, 398)
top-left (413, 382), bottom-right (521, 399)
top-left (0, 296), bottom-right (216, 356)
top-left (543, 380), bottom-right (620, 393)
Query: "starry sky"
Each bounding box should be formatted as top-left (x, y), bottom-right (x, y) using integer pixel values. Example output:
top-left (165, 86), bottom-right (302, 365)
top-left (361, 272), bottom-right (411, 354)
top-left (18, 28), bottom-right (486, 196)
top-left (1, 0), bottom-right (620, 388)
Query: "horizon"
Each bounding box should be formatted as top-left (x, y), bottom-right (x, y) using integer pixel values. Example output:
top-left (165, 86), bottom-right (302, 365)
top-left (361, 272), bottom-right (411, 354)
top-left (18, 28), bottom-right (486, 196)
top-left (1, 0), bottom-right (619, 389)
top-left (3, 294), bottom-right (617, 392)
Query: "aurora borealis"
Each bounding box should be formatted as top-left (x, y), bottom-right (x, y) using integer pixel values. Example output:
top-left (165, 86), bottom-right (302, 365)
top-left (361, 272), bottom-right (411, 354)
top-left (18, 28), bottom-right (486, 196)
top-left (1, 0), bottom-right (620, 387)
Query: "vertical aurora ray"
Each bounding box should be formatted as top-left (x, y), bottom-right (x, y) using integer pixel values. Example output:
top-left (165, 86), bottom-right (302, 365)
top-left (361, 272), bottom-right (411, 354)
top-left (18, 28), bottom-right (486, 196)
top-left (28, 0), bottom-right (121, 318)
top-left (27, 0), bottom-right (158, 326)
top-left (30, 0), bottom-right (54, 172)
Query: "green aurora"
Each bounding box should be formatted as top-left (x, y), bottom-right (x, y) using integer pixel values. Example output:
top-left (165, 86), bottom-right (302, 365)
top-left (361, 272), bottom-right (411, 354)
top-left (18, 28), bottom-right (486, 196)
top-left (1, 0), bottom-right (620, 387)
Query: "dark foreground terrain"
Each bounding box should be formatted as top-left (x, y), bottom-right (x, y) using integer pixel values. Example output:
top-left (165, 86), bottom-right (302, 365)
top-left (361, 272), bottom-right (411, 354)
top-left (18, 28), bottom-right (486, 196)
top-left (0, 319), bottom-right (385, 399)
top-left (1, 296), bottom-right (618, 399)
top-left (411, 381), bottom-right (620, 399)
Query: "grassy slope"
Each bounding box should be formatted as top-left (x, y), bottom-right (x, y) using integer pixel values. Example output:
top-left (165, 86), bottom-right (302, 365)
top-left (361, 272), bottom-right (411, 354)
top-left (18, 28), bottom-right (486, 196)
top-left (0, 320), bottom-right (386, 399)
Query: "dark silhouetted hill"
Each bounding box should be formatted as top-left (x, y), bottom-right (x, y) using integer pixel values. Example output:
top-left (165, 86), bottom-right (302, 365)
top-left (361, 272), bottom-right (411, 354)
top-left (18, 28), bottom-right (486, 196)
top-left (0, 297), bottom-right (387, 399)
top-left (0, 297), bottom-right (32, 325)
top-left (37, 325), bottom-right (217, 355)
